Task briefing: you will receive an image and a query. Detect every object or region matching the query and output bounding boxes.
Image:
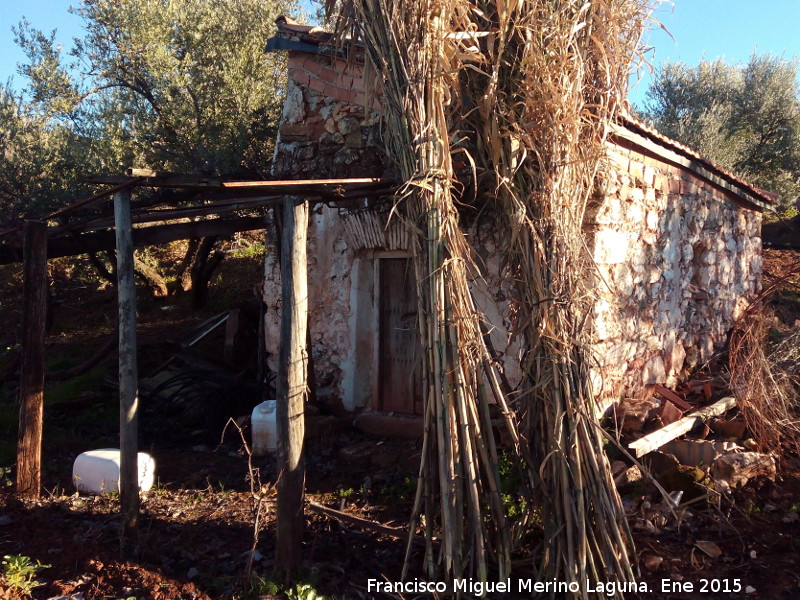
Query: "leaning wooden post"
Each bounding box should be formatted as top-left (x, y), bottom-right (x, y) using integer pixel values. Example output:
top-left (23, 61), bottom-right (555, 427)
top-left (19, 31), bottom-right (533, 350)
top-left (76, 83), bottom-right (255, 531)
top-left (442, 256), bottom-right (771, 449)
top-left (114, 187), bottom-right (139, 535)
top-left (275, 196), bottom-right (308, 576)
top-left (16, 220), bottom-right (48, 499)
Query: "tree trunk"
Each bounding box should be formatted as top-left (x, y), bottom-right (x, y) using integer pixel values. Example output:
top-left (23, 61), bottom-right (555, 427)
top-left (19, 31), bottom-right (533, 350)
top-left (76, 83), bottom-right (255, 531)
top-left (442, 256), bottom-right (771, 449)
top-left (16, 220), bottom-right (47, 499)
top-left (85, 250), bottom-right (116, 286)
top-left (275, 197), bottom-right (308, 577)
top-left (174, 237), bottom-right (201, 294)
top-left (133, 256), bottom-right (168, 297)
top-left (191, 236), bottom-right (224, 309)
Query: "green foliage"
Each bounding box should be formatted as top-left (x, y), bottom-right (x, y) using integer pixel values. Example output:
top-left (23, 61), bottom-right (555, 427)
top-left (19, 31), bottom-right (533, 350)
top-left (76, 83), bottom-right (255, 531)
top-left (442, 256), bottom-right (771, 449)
top-left (70, 0), bottom-right (296, 174)
top-left (641, 54), bottom-right (800, 209)
top-left (229, 239), bottom-right (267, 259)
top-left (287, 583), bottom-right (325, 600)
top-left (44, 365), bottom-right (106, 406)
top-left (1, 554), bottom-right (49, 596)
top-left (0, 466), bottom-right (12, 488)
top-left (0, 85), bottom-right (92, 227)
top-left (250, 573), bottom-right (281, 596)
top-left (337, 487), bottom-right (354, 499)
top-left (1, 0), bottom-right (300, 228)
top-left (497, 451), bottom-right (527, 520)
top-left (247, 574), bottom-right (325, 600)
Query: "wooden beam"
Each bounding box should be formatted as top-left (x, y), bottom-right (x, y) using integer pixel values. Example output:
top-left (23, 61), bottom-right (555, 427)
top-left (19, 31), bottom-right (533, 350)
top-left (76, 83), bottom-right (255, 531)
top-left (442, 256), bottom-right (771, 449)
top-left (52, 187), bottom-right (383, 237)
top-left (221, 177), bottom-right (390, 189)
top-left (275, 196), bottom-right (308, 576)
top-left (114, 188), bottom-right (140, 536)
top-left (44, 178), bottom-right (143, 221)
top-left (86, 174), bottom-right (394, 196)
top-left (628, 396), bottom-right (737, 458)
top-left (16, 221), bottom-right (48, 499)
top-left (0, 215), bottom-right (267, 265)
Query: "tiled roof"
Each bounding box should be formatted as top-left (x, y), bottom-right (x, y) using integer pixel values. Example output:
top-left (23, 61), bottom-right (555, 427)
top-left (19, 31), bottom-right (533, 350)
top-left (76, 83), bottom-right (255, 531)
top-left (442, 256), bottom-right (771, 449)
top-left (618, 111), bottom-right (776, 207)
top-left (275, 16), bottom-right (333, 44)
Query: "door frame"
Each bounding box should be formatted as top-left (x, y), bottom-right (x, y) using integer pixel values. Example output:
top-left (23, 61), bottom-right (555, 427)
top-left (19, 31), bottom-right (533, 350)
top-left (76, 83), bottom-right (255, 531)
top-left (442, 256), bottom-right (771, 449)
top-left (369, 249), bottom-right (419, 413)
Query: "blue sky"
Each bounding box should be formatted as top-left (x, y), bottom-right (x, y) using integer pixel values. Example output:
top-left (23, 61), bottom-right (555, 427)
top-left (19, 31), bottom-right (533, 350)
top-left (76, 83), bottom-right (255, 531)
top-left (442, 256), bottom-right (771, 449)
top-left (1, 1), bottom-right (799, 106)
top-left (0, 1), bottom-right (84, 89)
top-left (631, 1), bottom-right (800, 108)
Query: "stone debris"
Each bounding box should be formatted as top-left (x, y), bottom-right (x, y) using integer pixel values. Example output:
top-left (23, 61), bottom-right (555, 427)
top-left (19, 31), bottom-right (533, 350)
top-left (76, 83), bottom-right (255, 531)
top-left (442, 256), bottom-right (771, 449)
top-left (657, 399), bottom-right (684, 427)
top-left (616, 396), bottom-right (660, 433)
top-left (661, 439), bottom-right (742, 467)
top-left (642, 554), bottom-right (663, 571)
top-left (694, 540), bottom-right (722, 558)
top-left (614, 465), bottom-right (643, 487)
top-left (710, 418), bottom-right (748, 439)
top-left (710, 452), bottom-right (777, 488)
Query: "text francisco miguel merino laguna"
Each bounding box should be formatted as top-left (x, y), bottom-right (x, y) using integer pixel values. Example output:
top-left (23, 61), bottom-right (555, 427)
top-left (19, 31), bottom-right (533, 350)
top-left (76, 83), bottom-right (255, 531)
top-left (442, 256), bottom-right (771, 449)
top-left (367, 578), bottom-right (652, 596)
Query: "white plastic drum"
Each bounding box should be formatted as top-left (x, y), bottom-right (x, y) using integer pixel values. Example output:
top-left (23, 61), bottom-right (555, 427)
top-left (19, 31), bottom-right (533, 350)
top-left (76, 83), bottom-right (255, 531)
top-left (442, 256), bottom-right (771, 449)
top-left (72, 449), bottom-right (156, 494)
top-left (251, 400), bottom-right (278, 456)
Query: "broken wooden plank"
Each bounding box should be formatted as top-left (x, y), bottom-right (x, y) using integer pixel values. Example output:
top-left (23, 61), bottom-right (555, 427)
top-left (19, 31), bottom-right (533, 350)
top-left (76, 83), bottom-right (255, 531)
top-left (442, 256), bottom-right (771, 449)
top-left (653, 385), bottom-right (693, 411)
top-left (307, 500), bottom-right (431, 547)
top-left (628, 396), bottom-right (737, 458)
top-left (308, 500), bottom-right (408, 539)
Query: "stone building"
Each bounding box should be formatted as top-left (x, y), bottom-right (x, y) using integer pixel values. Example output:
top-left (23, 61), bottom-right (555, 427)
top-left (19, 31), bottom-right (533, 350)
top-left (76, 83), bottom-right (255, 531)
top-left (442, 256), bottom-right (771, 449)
top-left (262, 18), bottom-right (773, 416)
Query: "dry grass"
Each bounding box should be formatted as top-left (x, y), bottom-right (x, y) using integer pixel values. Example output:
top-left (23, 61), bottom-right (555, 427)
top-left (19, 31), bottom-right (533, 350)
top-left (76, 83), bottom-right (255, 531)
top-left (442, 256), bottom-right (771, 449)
top-left (328, 0), bottom-right (657, 594)
top-left (730, 307), bottom-right (800, 458)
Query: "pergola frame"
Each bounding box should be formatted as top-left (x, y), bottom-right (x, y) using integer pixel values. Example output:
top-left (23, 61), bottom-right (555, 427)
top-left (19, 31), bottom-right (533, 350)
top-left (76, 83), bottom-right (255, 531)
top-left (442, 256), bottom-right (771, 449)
top-left (8, 170), bottom-right (392, 564)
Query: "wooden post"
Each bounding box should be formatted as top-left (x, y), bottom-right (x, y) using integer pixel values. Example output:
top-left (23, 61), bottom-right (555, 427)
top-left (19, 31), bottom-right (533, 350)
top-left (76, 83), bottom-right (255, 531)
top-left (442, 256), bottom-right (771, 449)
top-left (275, 196), bottom-right (308, 575)
top-left (114, 188), bottom-right (139, 535)
top-left (16, 220), bottom-right (47, 498)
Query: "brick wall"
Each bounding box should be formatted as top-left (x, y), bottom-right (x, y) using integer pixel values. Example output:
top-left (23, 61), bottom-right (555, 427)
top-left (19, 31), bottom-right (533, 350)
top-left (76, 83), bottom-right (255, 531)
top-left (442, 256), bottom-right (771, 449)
top-left (271, 52), bottom-right (384, 180)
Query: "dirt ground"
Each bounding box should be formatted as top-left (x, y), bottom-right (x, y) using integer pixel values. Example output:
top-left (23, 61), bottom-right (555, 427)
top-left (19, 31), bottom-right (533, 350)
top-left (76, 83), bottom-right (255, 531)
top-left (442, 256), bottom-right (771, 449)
top-left (0, 241), bottom-right (799, 600)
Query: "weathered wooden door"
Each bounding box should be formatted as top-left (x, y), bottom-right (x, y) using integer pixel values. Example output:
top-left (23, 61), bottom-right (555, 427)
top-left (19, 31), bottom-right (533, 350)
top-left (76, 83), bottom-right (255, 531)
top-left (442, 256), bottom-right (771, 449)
top-left (378, 258), bottom-right (423, 414)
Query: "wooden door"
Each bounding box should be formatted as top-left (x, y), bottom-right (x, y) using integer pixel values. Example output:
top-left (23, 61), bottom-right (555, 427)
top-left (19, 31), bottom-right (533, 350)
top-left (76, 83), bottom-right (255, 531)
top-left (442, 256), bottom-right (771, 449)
top-left (378, 258), bottom-right (423, 414)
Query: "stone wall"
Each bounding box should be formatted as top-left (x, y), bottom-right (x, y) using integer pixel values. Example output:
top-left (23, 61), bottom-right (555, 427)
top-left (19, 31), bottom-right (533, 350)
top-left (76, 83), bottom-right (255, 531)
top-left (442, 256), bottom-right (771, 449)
top-left (264, 42), bottom-right (764, 412)
top-left (271, 51), bottom-right (384, 180)
top-left (587, 142), bottom-right (762, 403)
top-left (264, 50), bottom-right (388, 409)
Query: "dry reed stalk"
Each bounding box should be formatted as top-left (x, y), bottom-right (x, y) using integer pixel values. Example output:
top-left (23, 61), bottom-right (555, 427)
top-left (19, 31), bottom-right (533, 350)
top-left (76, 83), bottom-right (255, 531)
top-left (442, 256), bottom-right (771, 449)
top-left (456, 1), bottom-right (654, 595)
top-left (328, 0), bottom-right (517, 584)
top-left (329, 0), bottom-right (656, 595)
top-left (730, 306), bottom-right (800, 457)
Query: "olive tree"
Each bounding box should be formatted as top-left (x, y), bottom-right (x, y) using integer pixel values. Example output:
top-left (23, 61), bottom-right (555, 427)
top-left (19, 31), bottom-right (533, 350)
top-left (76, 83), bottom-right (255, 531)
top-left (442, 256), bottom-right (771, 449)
top-left (642, 54), bottom-right (800, 209)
